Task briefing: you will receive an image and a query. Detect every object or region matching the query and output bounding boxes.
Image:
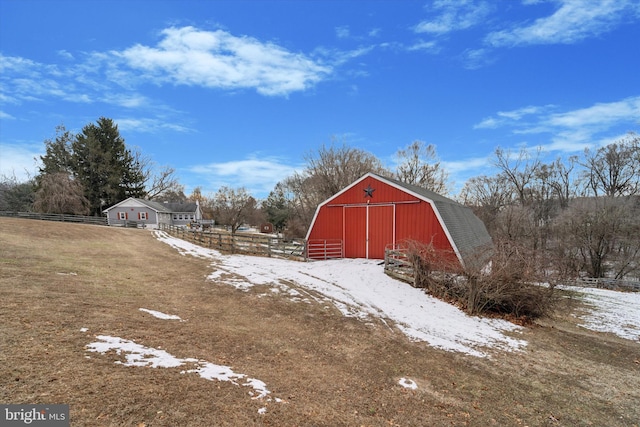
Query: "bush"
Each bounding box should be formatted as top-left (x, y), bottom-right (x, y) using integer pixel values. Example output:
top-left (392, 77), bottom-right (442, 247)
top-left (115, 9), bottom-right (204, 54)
top-left (408, 239), bottom-right (557, 322)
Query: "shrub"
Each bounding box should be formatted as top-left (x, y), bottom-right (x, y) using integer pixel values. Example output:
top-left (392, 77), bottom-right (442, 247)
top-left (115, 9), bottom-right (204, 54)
top-left (407, 239), bottom-right (558, 322)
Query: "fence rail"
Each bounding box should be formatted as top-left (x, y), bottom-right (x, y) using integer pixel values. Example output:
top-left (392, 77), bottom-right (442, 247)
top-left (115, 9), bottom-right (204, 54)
top-left (307, 239), bottom-right (343, 260)
top-left (0, 211), bottom-right (107, 226)
top-left (159, 223), bottom-right (307, 260)
top-left (384, 246), bottom-right (418, 286)
top-left (384, 245), bottom-right (640, 292)
top-left (573, 277), bottom-right (640, 292)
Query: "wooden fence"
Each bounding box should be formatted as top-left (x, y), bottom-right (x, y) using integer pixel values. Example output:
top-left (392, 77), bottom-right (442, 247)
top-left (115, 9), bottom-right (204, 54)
top-left (307, 239), bottom-right (343, 260)
top-left (159, 223), bottom-right (307, 260)
top-left (384, 246), bottom-right (640, 292)
top-left (573, 277), bottom-right (640, 292)
top-left (0, 211), bottom-right (107, 226)
top-left (384, 246), bottom-right (419, 286)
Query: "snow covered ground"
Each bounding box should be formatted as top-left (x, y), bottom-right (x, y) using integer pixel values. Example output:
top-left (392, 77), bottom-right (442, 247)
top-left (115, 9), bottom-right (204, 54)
top-left (571, 286), bottom-right (640, 341)
top-left (153, 231), bottom-right (640, 355)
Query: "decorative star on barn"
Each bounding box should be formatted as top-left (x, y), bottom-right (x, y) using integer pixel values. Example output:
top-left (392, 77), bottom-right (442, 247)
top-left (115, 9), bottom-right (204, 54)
top-left (363, 185), bottom-right (375, 198)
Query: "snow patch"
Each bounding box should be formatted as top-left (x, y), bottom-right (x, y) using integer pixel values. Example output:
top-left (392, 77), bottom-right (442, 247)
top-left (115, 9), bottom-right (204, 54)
top-left (573, 286), bottom-right (640, 341)
top-left (154, 231), bottom-right (527, 357)
top-left (86, 335), bottom-right (279, 402)
top-left (398, 378), bottom-right (417, 390)
top-left (139, 308), bottom-right (182, 321)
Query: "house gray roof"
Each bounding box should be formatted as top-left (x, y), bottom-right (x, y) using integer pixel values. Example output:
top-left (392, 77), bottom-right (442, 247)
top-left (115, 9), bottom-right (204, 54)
top-left (137, 199), bottom-right (199, 213)
top-left (372, 173), bottom-right (493, 269)
top-left (104, 198), bottom-right (199, 214)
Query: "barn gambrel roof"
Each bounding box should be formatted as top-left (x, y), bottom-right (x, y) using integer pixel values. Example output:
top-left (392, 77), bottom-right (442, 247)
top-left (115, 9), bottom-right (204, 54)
top-left (344, 173), bottom-right (493, 269)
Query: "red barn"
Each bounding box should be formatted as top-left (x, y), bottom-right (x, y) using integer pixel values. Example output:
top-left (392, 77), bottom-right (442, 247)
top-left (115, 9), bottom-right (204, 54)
top-left (305, 173), bottom-right (492, 268)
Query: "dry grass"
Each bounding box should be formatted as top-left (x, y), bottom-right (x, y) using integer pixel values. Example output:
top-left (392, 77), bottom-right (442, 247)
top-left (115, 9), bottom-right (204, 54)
top-left (1, 217), bottom-right (639, 427)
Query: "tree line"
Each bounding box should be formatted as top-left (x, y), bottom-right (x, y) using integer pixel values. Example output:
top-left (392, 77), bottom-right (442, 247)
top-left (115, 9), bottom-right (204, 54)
top-left (1, 118), bottom-right (638, 281)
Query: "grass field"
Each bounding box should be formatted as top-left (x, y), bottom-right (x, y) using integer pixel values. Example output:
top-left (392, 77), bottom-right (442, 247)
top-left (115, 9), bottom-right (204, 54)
top-left (1, 217), bottom-right (639, 426)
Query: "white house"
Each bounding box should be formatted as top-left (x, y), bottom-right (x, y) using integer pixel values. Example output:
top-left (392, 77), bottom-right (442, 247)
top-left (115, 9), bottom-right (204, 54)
top-left (103, 197), bottom-right (202, 229)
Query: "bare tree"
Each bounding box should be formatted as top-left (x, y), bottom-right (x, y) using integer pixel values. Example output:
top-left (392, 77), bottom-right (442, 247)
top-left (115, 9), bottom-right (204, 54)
top-left (33, 172), bottom-right (89, 215)
top-left (554, 197), bottom-right (639, 279)
top-left (459, 174), bottom-right (514, 235)
top-left (303, 141), bottom-right (389, 200)
top-left (541, 156), bottom-right (579, 208)
top-left (394, 140), bottom-right (449, 194)
top-left (146, 165), bottom-right (182, 200)
top-left (581, 133), bottom-right (640, 197)
top-left (0, 174), bottom-right (36, 211)
top-left (276, 140), bottom-right (389, 237)
top-left (278, 173), bottom-right (325, 237)
top-left (130, 148), bottom-right (182, 200)
top-left (210, 186), bottom-right (257, 234)
top-left (493, 147), bottom-right (542, 206)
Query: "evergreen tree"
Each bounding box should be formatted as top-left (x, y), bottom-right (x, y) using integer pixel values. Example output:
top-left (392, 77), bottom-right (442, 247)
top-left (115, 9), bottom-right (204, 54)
top-left (71, 117), bottom-right (146, 215)
top-left (263, 183), bottom-right (290, 232)
top-left (39, 124), bottom-right (74, 176)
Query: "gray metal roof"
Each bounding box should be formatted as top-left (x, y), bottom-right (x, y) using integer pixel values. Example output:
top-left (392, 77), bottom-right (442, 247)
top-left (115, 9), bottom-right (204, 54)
top-left (105, 198), bottom-right (198, 214)
top-left (372, 174), bottom-right (493, 269)
top-left (137, 199), bottom-right (199, 213)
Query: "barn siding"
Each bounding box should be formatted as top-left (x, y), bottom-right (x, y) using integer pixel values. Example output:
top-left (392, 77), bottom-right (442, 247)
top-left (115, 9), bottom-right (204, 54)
top-left (344, 206), bottom-right (367, 258)
top-left (307, 173), bottom-right (492, 265)
top-left (308, 206), bottom-right (343, 241)
top-left (308, 175), bottom-right (458, 260)
top-left (368, 205), bottom-right (394, 259)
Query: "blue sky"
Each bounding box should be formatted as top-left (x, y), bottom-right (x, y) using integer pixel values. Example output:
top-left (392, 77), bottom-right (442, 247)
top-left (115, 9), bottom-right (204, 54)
top-left (1, 0), bottom-right (639, 199)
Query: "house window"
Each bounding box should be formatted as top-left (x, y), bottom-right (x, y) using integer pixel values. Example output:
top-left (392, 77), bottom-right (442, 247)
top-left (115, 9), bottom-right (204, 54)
top-left (139, 212), bottom-right (148, 220)
top-left (118, 212), bottom-right (127, 220)
top-left (173, 214), bottom-right (177, 220)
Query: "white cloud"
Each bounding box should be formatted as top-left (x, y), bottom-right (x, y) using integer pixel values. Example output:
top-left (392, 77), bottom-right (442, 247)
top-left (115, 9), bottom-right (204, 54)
top-left (474, 96), bottom-right (640, 153)
top-left (335, 26), bottom-right (350, 39)
top-left (497, 105), bottom-right (546, 120)
top-left (486, 0), bottom-right (640, 47)
top-left (0, 53), bottom-right (95, 105)
top-left (115, 117), bottom-right (193, 134)
top-left (412, 1), bottom-right (640, 68)
top-left (547, 97), bottom-right (640, 128)
top-left (474, 105), bottom-right (551, 129)
top-left (188, 155), bottom-right (303, 198)
top-left (415, 0), bottom-right (493, 35)
top-left (0, 143), bottom-right (42, 181)
top-left (406, 40), bottom-right (440, 53)
top-left (116, 26), bottom-right (332, 96)
top-left (57, 50), bottom-right (74, 60)
top-left (0, 25), bottom-right (338, 118)
top-left (442, 156), bottom-right (492, 175)
top-left (0, 111), bottom-right (15, 120)
top-left (473, 116), bottom-right (500, 129)
top-left (102, 93), bottom-right (149, 108)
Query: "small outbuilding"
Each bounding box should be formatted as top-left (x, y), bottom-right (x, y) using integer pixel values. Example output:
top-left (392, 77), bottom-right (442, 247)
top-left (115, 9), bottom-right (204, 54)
top-left (305, 173), bottom-right (492, 268)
